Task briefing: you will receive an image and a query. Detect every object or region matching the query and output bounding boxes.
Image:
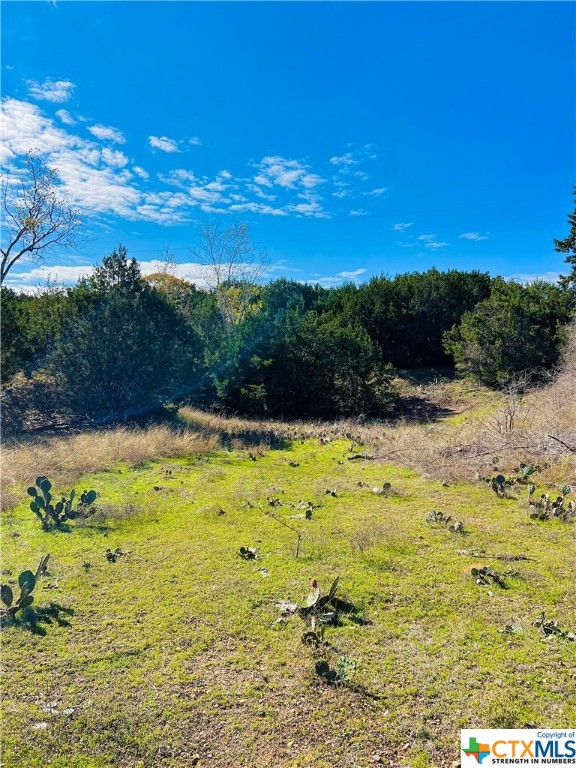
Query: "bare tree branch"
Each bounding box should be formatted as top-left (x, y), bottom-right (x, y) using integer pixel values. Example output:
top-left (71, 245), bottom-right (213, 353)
top-left (0, 152), bottom-right (82, 287)
top-left (192, 221), bottom-right (269, 331)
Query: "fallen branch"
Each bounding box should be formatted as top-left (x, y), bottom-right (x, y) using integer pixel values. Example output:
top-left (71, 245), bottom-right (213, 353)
top-left (348, 453), bottom-right (376, 462)
top-left (548, 434), bottom-right (576, 453)
top-left (261, 506), bottom-right (303, 557)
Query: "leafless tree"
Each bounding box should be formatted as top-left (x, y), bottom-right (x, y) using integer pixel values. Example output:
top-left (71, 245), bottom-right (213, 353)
top-left (1, 152), bottom-right (82, 287)
top-left (192, 222), bottom-right (268, 331)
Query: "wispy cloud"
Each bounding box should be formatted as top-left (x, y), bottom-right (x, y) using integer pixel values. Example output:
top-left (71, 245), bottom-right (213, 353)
top-left (1, 92), bottom-right (388, 226)
top-left (254, 156), bottom-right (325, 190)
top-left (507, 271), bottom-right (563, 284)
top-left (133, 166), bottom-right (149, 180)
top-left (229, 202), bottom-right (287, 216)
top-left (414, 233), bottom-right (449, 250)
top-left (459, 232), bottom-right (489, 241)
top-left (0, 98), bottom-right (163, 220)
top-left (88, 124), bottom-right (126, 143)
top-left (329, 144), bottom-right (377, 167)
top-left (309, 267), bottom-right (367, 287)
top-left (27, 78), bottom-right (75, 103)
top-left (189, 136), bottom-right (202, 146)
top-left (392, 222), bottom-right (413, 232)
top-left (148, 135), bottom-right (181, 153)
top-left (330, 152), bottom-right (356, 167)
top-left (55, 109), bottom-right (76, 126)
top-left (338, 268), bottom-right (366, 279)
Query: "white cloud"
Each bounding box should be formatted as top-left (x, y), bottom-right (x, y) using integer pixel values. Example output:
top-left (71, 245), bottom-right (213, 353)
top-left (133, 166), bottom-right (149, 179)
top-left (0, 98), bottom-right (157, 220)
top-left (27, 78), bottom-right (75, 103)
top-left (425, 241), bottom-right (449, 250)
top-left (4, 264), bottom-right (94, 293)
top-left (101, 148), bottom-right (129, 168)
top-left (1, 95), bottom-right (387, 225)
top-left (245, 183), bottom-right (277, 201)
top-left (459, 232), bottom-right (489, 241)
top-left (507, 271), bottom-right (563, 284)
top-left (417, 234), bottom-right (437, 242)
top-left (392, 222), bottom-right (413, 232)
top-left (159, 169), bottom-right (199, 186)
top-left (285, 200), bottom-right (331, 219)
top-left (149, 135), bottom-right (180, 153)
top-left (254, 156), bottom-right (325, 190)
top-left (88, 124), bottom-right (126, 144)
top-left (330, 144), bottom-right (377, 170)
top-left (188, 136), bottom-right (202, 146)
top-left (330, 152), bottom-right (355, 166)
top-left (308, 267), bottom-right (367, 287)
top-left (366, 187), bottom-right (387, 196)
top-left (228, 202), bottom-right (287, 216)
top-left (55, 109), bottom-right (76, 126)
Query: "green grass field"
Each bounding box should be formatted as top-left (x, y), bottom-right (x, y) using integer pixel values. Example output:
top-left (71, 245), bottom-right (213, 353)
top-left (2, 432), bottom-right (575, 768)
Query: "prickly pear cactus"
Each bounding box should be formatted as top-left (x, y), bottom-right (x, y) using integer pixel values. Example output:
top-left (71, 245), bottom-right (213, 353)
top-left (27, 477), bottom-right (97, 530)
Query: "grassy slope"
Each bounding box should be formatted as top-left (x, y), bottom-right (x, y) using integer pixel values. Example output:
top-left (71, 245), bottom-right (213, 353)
top-left (2, 433), bottom-right (575, 768)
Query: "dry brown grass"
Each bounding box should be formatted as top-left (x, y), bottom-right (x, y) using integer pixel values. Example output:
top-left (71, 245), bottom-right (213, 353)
top-left (374, 325), bottom-right (576, 483)
top-left (1, 425), bottom-right (218, 510)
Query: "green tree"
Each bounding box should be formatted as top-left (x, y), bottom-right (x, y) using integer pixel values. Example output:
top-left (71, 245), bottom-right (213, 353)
top-left (444, 279), bottom-right (572, 386)
top-left (86, 244), bottom-right (141, 294)
top-left (46, 248), bottom-right (203, 422)
top-left (555, 187), bottom-right (576, 295)
top-left (0, 288), bottom-right (31, 382)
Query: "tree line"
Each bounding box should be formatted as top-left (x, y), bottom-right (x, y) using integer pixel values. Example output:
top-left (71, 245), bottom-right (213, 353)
top-left (2, 224), bottom-right (575, 430)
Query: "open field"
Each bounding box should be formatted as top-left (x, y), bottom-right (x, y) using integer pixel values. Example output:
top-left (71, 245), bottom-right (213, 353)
top-left (2, 375), bottom-right (575, 768)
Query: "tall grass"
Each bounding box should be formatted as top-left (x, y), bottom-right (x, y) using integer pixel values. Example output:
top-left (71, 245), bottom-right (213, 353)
top-left (1, 426), bottom-right (218, 511)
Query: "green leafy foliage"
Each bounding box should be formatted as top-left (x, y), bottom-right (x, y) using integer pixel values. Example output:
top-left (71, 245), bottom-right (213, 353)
top-left (27, 476), bottom-right (97, 530)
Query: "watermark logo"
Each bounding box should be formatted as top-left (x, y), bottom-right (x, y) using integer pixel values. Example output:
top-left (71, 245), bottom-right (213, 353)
top-left (461, 729), bottom-right (576, 767)
top-left (462, 736), bottom-right (491, 764)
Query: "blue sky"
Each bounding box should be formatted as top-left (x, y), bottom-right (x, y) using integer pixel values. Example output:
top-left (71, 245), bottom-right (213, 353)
top-left (1, 1), bottom-right (575, 292)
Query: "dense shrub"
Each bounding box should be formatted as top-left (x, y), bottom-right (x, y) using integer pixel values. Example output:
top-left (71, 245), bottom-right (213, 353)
top-left (443, 279), bottom-right (572, 386)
